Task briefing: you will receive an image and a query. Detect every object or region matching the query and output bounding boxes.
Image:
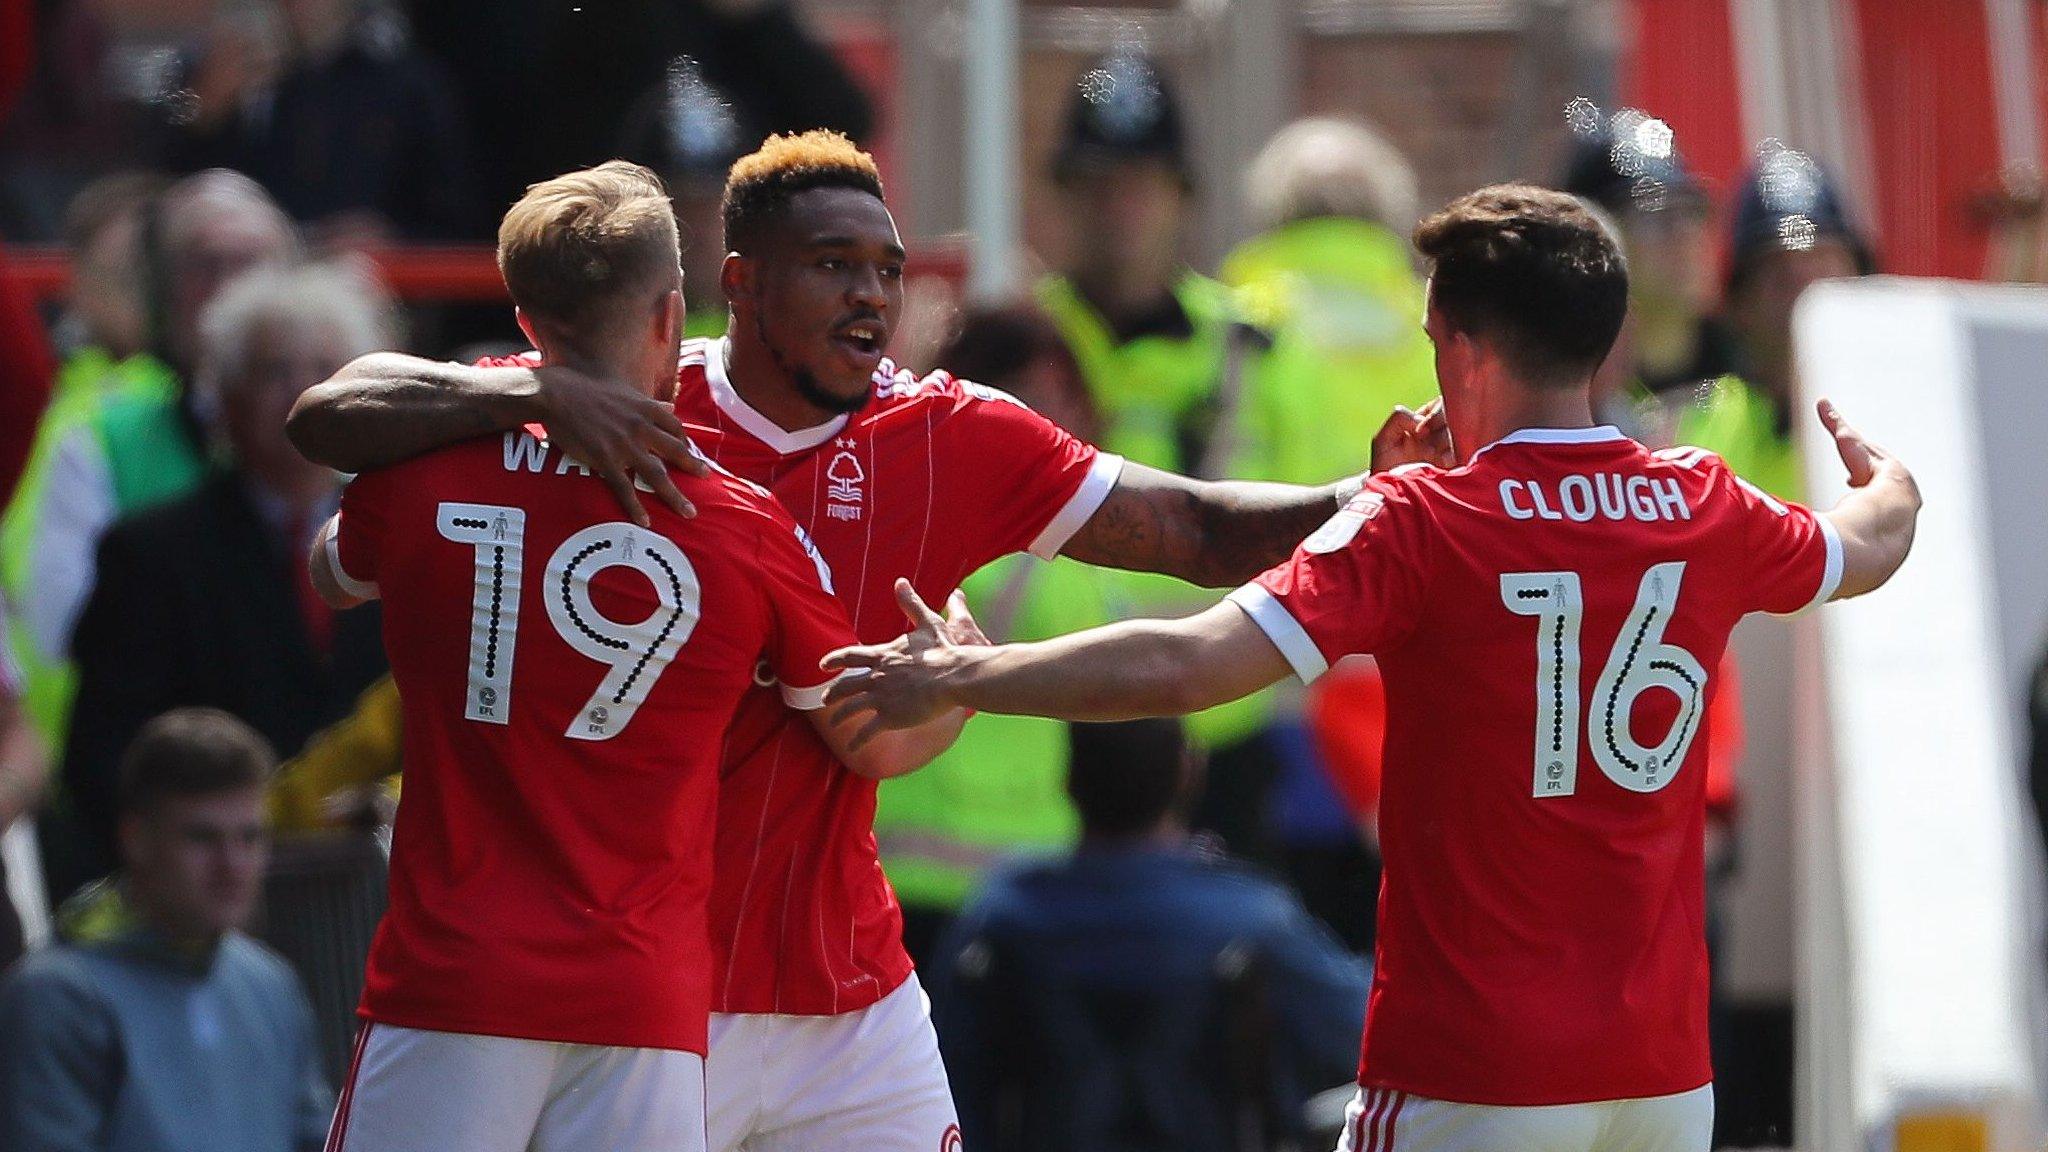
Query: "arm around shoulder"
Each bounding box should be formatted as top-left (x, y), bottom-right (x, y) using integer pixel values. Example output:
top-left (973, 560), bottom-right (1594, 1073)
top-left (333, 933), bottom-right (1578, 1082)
top-left (286, 353), bottom-right (544, 473)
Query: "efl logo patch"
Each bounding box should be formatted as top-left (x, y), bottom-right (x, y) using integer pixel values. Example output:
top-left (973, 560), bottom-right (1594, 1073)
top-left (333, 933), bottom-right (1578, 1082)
top-left (1303, 492), bottom-right (1384, 554)
top-left (940, 1124), bottom-right (963, 1152)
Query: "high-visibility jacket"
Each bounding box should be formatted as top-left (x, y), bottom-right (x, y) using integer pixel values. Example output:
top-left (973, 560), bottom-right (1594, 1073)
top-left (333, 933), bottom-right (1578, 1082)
top-left (1672, 373), bottom-right (1803, 501)
top-left (1219, 216), bottom-right (1440, 484)
top-left (1036, 271), bottom-right (1260, 478)
top-left (0, 352), bottom-right (198, 746)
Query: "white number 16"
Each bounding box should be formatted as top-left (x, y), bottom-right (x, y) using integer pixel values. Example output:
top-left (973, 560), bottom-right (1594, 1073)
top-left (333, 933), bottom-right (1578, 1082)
top-left (1500, 562), bottom-right (1709, 798)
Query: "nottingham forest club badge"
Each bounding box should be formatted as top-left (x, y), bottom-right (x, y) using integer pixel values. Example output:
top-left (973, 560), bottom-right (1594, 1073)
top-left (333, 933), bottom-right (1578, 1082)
top-left (826, 438), bottom-right (864, 522)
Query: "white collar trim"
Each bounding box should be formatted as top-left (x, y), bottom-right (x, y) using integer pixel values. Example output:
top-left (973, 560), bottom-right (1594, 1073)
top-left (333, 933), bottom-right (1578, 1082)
top-left (704, 337), bottom-right (849, 454)
top-left (1469, 424), bottom-right (1628, 464)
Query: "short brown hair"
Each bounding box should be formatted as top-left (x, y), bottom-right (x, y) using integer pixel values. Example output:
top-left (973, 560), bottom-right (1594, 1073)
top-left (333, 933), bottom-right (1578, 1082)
top-left (118, 708), bottom-right (276, 816)
top-left (1414, 184), bottom-right (1628, 386)
top-left (721, 130), bottom-right (885, 255)
top-left (498, 161), bottom-right (680, 327)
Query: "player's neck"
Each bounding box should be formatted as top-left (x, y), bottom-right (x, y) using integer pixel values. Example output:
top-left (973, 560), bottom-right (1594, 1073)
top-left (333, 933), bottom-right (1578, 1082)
top-left (1457, 380), bottom-right (1598, 459)
top-left (543, 339), bottom-right (663, 403)
top-left (723, 332), bottom-right (840, 431)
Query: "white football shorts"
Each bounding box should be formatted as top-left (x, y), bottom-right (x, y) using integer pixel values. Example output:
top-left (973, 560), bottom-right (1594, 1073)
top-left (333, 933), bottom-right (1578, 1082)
top-left (324, 1021), bottom-right (707, 1152)
top-left (1335, 1082), bottom-right (1713, 1152)
top-left (705, 973), bottom-right (960, 1152)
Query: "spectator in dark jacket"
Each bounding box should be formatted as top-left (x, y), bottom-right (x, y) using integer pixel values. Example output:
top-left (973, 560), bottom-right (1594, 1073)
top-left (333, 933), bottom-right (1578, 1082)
top-left (0, 708), bottom-right (331, 1152)
top-left (929, 718), bottom-right (1370, 1152)
top-left (55, 262), bottom-right (392, 898)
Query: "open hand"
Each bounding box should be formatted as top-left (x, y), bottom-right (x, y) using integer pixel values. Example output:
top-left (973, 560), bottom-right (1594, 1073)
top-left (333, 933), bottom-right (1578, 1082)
top-left (534, 363), bottom-right (710, 526)
top-left (822, 580), bottom-right (965, 749)
top-left (1370, 397), bottom-right (1454, 473)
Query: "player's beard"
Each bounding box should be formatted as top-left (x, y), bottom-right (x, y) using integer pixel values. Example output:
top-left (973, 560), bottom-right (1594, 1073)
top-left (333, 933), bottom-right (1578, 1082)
top-left (759, 313), bottom-right (873, 416)
top-left (791, 366), bottom-right (871, 415)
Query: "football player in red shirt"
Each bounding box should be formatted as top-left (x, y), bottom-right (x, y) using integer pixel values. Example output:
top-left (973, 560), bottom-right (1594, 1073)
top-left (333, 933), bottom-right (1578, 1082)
top-left (288, 130), bottom-right (1376, 1152)
top-left (306, 163), bottom-right (961, 1152)
top-left (825, 186), bottom-right (1921, 1152)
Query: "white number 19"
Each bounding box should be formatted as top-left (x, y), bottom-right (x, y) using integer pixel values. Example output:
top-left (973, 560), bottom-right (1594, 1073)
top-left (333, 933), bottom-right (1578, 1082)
top-left (438, 502), bottom-right (700, 741)
top-left (1501, 562), bottom-right (1709, 798)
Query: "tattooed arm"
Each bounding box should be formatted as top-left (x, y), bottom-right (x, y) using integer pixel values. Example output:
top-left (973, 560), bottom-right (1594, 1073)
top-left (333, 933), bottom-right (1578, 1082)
top-left (1059, 462), bottom-right (1364, 588)
top-left (1057, 402), bottom-right (1447, 586)
top-left (287, 353), bottom-right (705, 525)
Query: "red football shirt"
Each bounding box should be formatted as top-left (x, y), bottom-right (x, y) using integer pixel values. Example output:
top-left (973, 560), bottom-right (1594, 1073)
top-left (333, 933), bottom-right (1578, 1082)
top-left (1229, 427), bottom-right (1841, 1105)
top-left (670, 337), bottom-right (1116, 1015)
top-left (331, 428), bottom-right (856, 1052)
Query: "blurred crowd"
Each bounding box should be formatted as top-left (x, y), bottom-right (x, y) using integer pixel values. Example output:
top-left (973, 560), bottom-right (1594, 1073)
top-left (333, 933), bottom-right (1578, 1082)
top-left (0, 2), bottom-right (1905, 1150)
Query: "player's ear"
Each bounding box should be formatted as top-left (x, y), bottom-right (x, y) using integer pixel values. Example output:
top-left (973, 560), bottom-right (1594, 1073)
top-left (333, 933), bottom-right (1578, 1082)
top-left (514, 307), bottom-right (540, 351)
top-left (658, 288), bottom-right (683, 340)
top-left (720, 251), bottom-right (751, 305)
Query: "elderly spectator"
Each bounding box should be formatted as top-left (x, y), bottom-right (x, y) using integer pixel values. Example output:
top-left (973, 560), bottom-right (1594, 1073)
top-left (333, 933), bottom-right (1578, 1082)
top-left (0, 708), bottom-right (331, 1152)
top-left (8, 172), bottom-right (298, 687)
top-left (52, 261), bottom-right (391, 900)
top-left (930, 718), bottom-right (1369, 1152)
top-left (169, 0), bottom-right (478, 241)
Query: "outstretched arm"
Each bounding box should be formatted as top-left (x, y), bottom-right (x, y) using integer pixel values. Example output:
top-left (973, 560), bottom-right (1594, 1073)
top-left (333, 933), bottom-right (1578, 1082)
top-left (1057, 402), bottom-right (1447, 588)
top-left (1814, 398), bottom-right (1920, 600)
top-left (824, 581), bottom-right (1291, 746)
top-left (287, 353), bottom-right (705, 526)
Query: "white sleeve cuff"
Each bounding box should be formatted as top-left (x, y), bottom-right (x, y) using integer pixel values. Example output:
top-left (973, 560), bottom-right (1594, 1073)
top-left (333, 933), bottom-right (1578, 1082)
top-left (324, 525), bottom-right (380, 601)
top-left (1810, 513), bottom-right (1845, 610)
top-left (780, 676), bottom-right (835, 711)
top-left (1769, 512), bottom-right (1844, 617)
top-left (1026, 453), bottom-right (1125, 560)
top-left (1225, 585), bottom-right (1329, 684)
